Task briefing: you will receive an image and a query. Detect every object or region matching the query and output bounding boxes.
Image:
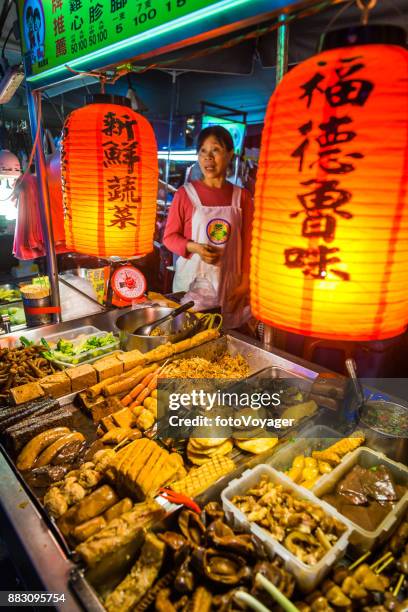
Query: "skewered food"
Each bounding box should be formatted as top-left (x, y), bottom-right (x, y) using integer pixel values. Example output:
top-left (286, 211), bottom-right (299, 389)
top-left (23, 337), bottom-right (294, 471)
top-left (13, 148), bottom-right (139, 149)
top-left (104, 532), bottom-right (165, 612)
top-left (171, 454), bottom-right (235, 498)
top-left (322, 464), bottom-right (406, 531)
top-left (101, 427), bottom-right (133, 445)
top-left (75, 499), bottom-right (164, 568)
top-left (0, 344), bottom-right (55, 398)
top-left (231, 477), bottom-right (346, 565)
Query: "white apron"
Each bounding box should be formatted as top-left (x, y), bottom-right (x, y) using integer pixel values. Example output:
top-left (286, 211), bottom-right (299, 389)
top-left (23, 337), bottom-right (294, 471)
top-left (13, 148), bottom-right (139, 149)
top-left (173, 182), bottom-right (250, 329)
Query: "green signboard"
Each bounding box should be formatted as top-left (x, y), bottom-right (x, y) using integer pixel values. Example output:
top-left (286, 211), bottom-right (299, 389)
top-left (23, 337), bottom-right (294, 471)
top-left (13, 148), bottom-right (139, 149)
top-left (18, 0), bottom-right (238, 78)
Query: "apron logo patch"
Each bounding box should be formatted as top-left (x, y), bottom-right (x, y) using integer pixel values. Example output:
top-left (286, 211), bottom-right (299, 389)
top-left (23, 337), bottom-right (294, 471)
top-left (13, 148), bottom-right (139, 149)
top-left (206, 218), bottom-right (231, 245)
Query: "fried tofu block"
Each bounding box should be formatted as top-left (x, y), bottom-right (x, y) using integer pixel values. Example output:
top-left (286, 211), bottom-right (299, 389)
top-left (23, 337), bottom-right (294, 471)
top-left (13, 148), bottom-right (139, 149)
top-left (11, 382), bottom-right (45, 405)
top-left (66, 364), bottom-right (97, 392)
top-left (93, 357), bottom-right (123, 382)
top-left (117, 350), bottom-right (146, 372)
top-left (39, 371), bottom-right (71, 399)
top-left (111, 407), bottom-right (134, 429)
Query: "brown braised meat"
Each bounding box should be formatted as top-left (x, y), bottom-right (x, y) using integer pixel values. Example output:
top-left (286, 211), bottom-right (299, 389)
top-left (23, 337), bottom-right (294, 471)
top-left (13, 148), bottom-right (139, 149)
top-left (338, 465), bottom-right (399, 505)
top-left (104, 533), bottom-right (165, 612)
top-left (4, 407), bottom-right (76, 452)
top-left (25, 465), bottom-right (68, 488)
top-left (52, 439), bottom-right (87, 466)
top-left (76, 500), bottom-right (164, 568)
top-left (0, 397), bottom-right (59, 433)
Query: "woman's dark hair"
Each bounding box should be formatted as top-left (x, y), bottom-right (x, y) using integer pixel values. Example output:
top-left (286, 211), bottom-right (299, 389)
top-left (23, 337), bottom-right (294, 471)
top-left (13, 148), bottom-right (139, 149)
top-left (33, 8), bottom-right (41, 24)
top-left (26, 7), bottom-right (33, 20)
top-left (197, 125), bottom-right (234, 153)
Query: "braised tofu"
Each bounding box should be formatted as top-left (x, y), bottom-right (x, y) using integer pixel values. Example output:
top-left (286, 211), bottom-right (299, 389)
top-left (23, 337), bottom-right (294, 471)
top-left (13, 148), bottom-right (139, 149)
top-left (117, 350), bottom-right (146, 372)
top-left (66, 364), bottom-right (97, 392)
top-left (40, 371), bottom-right (71, 398)
top-left (11, 382), bottom-right (45, 405)
top-left (93, 356), bottom-right (123, 381)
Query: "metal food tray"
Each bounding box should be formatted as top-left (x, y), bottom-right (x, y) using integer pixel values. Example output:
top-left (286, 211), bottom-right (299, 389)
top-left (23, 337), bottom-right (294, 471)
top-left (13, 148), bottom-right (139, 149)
top-left (0, 325), bottom-right (406, 611)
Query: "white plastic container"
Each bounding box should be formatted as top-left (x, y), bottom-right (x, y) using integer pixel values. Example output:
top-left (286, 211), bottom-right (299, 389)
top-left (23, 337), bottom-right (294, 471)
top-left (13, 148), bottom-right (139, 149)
top-left (42, 326), bottom-right (120, 367)
top-left (313, 447), bottom-right (408, 551)
top-left (267, 425), bottom-right (344, 492)
top-left (221, 464), bottom-right (351, 592)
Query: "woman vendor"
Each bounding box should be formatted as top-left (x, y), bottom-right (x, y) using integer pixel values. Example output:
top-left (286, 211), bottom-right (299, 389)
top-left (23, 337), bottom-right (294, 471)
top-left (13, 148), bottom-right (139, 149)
top-left (163, 125), bottom-right (253, 329)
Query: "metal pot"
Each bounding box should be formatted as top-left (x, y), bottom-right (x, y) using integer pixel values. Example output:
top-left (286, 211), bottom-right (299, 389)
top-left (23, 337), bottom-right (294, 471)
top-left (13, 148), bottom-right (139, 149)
top-left (115, 307), bottom-right (201, 352)
top-left (360, 400), bottom-right (408, 464)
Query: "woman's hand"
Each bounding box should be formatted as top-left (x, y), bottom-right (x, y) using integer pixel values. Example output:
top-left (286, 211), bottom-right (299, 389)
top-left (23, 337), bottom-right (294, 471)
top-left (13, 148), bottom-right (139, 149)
top-left (187, 241), bottom-right (222, 265)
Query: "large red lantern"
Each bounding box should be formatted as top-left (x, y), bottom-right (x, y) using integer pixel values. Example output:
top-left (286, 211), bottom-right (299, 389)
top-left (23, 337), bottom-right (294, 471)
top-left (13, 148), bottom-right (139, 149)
top-left (61, 95), bottom-right (158, 258)
top-left (251, 42), bottom-right (408, 341)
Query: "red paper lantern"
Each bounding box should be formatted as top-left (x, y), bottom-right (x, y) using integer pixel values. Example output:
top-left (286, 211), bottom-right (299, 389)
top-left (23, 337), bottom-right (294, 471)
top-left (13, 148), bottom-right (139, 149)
top-left (251, 43), bottom-right (408, 341)
top-left (61, 95), bottom-right (158, 258)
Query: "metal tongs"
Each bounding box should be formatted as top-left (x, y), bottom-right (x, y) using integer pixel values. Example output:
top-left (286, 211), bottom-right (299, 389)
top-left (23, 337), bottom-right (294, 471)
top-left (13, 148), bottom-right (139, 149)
top-left (158, 487), bottom-right (201, 514)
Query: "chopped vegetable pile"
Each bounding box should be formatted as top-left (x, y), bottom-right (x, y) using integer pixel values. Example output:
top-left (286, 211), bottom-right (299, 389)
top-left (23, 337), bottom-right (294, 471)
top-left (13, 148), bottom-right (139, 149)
top-left (43, 332), bottom-right (117, 364)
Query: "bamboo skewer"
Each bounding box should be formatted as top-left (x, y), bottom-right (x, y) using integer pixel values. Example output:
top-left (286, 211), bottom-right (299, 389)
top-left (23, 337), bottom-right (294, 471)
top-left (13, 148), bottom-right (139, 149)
top-left (393, 573), bottom-right (404, 597)
top-left (349, 551), bottom-right (371, 570)
top-left (370, 552), bottom-right (392, 571)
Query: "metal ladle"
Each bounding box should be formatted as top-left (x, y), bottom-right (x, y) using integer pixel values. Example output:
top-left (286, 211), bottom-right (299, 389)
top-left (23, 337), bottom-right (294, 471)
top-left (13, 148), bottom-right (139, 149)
top-left (132, 300), bottom-right (195, 336)
top-left (345, 358), bottom-right (365, 423)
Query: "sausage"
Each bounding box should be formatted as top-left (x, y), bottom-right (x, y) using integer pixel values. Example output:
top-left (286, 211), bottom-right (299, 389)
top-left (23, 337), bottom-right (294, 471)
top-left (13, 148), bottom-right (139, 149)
top-left (73, 516), bottom-right (107, 543)
top-left (36, 432), bottom-right (85, 468)
top-left (57, 485), bottom-right (119, 537)
top-left (16, 427), bottom-right (71, 471)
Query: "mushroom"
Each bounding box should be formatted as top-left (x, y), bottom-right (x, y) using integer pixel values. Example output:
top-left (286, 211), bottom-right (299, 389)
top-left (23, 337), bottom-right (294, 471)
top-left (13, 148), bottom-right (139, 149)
top-left (325, 584), bottom-right (353, 607)
top-left (178, 510), bottom-right (206, 547)
top-left (361, 572), bottom-right (389, 592)
top-left (310, 596), bottom-right (335, 612)
top-left (174, 555), bottom-right (194, 594)
top-left (158, 531), bottom-right (187, 553)
top-left (204, 501), bottom-right (225, 522)
top-left (257, 560), bottom-right (295, 596)
top-left (341, 576), bottom-right (368, 600)
top-left (207, 519), bottom-right (255, 556)
top-left (192, 547), bottom-right (251, 585)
